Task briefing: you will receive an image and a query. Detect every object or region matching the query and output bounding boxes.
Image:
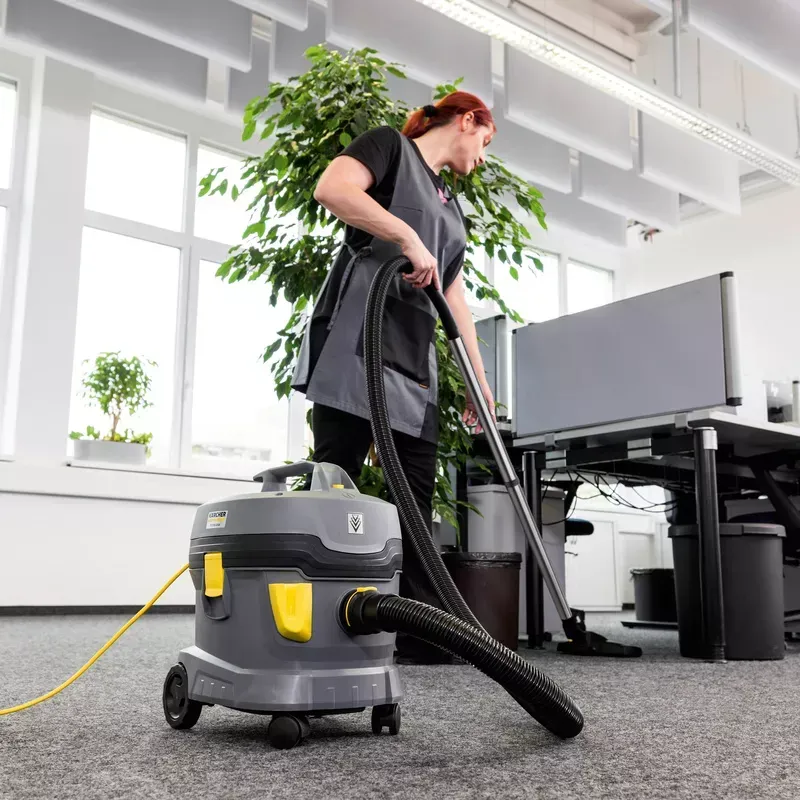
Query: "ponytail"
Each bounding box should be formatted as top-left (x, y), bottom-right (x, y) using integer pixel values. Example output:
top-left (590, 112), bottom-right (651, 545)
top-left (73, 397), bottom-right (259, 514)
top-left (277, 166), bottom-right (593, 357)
top-left (402, 91), bottom-right (495, 140)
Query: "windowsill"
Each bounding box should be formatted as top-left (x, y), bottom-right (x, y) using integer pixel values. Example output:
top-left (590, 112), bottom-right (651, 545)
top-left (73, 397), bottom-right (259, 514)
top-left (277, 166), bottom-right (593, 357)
top-left (1, 459), bottom-right (258, 506)
top-left (64, 458), bottom-right (258, 483)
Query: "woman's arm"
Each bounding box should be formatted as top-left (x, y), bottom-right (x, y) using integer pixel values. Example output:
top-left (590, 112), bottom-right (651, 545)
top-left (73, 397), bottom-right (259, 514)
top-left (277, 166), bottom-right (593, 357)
top-left (444, 271), bottom-right (496, 431)
top-left (314, 155), bottom-right (440, 289)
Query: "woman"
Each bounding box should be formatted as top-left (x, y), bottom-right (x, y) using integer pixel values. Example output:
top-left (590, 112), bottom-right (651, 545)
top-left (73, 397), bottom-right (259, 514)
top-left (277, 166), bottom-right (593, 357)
top-left (291, 92), bottom-right (497, 662)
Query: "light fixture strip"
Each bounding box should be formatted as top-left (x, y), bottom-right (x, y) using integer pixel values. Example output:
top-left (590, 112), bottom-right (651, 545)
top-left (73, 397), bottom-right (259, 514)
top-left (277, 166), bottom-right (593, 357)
top-left (416, 0), bottom-right (800, 186)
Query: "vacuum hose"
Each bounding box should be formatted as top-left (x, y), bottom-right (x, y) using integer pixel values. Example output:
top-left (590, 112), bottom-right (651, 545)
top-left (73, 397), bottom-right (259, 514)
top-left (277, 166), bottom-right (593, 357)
top-left (356, 254), bottom-right (584, 740)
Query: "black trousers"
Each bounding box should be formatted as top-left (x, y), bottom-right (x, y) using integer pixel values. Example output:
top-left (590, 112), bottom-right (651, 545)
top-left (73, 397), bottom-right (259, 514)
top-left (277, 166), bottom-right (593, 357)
top-left (311, 403), bottom-right (443, 611)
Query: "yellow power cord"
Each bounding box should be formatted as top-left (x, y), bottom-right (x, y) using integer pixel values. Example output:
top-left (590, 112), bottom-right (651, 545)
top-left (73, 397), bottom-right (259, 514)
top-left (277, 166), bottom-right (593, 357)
top-left (1, 563), bottom-right (190, 716)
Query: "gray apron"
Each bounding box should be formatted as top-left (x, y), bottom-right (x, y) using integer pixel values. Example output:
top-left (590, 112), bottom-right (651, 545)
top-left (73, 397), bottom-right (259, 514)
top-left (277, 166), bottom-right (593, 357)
top-left (292, 135), bottom-right (466, 443)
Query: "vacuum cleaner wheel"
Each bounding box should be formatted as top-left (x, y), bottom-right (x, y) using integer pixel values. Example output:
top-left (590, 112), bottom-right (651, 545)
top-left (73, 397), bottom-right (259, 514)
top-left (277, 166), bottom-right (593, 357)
top-left (162, 664), bottom-right (203, 730)
top-left (267, 714), bottom-right (311, 750)
top-left (371, 703), bottom-right (401, 735)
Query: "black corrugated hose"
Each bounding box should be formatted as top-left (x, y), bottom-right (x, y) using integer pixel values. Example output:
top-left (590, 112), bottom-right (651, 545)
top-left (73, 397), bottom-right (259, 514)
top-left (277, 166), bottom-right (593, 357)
top-left (360, 254), bottom-right (584, 740)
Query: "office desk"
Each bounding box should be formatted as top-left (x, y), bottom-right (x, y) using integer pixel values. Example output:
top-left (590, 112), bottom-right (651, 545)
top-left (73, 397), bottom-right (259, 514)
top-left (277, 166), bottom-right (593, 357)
top-left (512, 409), bottom-right (800, 660)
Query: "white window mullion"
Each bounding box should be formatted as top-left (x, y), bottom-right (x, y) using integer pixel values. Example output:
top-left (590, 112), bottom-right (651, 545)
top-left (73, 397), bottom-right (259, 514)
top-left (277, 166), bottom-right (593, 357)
top-left (192, 236), bottom-right (235, 265)
top-left (169, 133), bottom-right (199, 469)
top-left (287, 391), bottom-right (309, 461)
top-left (175, 247), bottom-right (200, 469)
top-left (0, 64), bottom-right (32, 454)
top-left (83, 210), bottom-right (185, 250)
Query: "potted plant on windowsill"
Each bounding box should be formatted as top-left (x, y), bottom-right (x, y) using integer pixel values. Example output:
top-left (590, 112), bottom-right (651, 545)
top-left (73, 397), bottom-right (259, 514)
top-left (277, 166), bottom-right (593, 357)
top-left (69, 352), bottom-right (156, 466)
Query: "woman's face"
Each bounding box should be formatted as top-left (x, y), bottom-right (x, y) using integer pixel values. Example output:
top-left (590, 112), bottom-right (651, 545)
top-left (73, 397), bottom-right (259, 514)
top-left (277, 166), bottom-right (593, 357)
top-left (449, 113), bottom-right (494, 175)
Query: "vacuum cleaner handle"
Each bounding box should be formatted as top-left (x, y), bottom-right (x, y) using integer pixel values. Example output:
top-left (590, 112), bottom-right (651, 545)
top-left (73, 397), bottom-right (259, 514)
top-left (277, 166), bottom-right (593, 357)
top-left (423, 279), bottom-right (575, 623)
top-left (253, 460), bottom-right (358, 492)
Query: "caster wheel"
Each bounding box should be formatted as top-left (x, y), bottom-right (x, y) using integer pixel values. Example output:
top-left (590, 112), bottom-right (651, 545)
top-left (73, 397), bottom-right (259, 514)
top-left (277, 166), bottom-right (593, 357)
top-left (268, 714), bottom-right (310, 750)
top-left (371, 704), bottom-right (401, 736)
top-left (163, 664), bottom-right (202, 730)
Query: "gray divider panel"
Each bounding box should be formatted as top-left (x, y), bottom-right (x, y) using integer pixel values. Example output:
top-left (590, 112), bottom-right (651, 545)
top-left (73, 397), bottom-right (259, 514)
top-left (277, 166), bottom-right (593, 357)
top-left (512, 273), bottom-right (736, 438)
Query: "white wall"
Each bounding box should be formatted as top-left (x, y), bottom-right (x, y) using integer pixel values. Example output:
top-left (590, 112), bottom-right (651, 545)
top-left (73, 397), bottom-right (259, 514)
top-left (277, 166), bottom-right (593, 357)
top-left (0, 463), bottom-right (251, 605)
top-left (619, 186), bottom-right (800, 420)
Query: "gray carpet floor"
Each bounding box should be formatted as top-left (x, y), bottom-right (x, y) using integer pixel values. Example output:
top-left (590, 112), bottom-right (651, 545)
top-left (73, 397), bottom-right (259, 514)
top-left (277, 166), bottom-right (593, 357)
top-left (2, 612), bottom-right (799, 800)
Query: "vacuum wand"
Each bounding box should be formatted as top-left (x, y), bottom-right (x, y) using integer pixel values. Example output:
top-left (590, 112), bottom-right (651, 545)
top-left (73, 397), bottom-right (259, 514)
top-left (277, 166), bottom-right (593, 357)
top-left (423, 281), bottom-right (641, 658)
top-left (421, 283), bottom-right (570, 619)
top-left (449, 335), bottom-right (573, 621)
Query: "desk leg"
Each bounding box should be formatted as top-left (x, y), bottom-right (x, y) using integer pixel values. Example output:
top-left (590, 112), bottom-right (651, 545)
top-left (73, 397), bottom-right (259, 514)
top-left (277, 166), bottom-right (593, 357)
top-left (523, 452), bottom-right (545, 649)
top-left (694, 427), bottom-right (726, 662)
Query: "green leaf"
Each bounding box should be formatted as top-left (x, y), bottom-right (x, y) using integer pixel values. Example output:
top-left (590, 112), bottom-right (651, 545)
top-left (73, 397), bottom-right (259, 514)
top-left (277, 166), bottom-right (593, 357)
top-left (304, 45), bottom-right (327, 60)
top-left (339, 131), bottom-right (352, 147)
top-left (533, 257), bottom-right (544, 271)
top-left (244, 221), bottom-right (266, 238)
top-left (231, 185), bottom-right (240, 201)
top-left (386, 66), bottom-right (406, 78)
top-left (509, 266), bottom-right (519, 281)
top-left (242, 119), bottom-right (256, 141)
top-left (512, 250), bottom-right (522, 266)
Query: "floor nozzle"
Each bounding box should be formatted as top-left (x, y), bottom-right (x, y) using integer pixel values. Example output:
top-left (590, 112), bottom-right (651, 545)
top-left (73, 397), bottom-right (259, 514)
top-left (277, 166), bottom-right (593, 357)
top-left (559, 614), bottom-right (643, 658)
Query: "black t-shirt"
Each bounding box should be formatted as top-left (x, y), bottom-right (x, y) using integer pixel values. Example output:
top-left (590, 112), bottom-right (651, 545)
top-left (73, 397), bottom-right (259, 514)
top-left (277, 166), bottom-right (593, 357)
top-left (334, 126), bottom-right (465, 291)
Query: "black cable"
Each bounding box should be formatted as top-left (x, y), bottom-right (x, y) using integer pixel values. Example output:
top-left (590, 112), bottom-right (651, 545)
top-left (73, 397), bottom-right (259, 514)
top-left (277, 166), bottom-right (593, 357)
top-left (539, 469), bottom-right (603, 526)
top-left (575, 470), bottom-right (679, 514)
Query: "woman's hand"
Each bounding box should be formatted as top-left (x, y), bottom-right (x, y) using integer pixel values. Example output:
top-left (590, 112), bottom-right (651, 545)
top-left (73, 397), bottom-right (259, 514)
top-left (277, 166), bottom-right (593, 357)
top-left (400, 232), bottom-right (440, 290)
top-left (463, 381), bottom-right (496, 434)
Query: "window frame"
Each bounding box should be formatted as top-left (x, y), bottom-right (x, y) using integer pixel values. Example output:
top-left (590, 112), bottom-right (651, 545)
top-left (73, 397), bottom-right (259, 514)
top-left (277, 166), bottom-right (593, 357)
top-left (0, 50), bottom-right (35, 456)
top-left (73, 81), bottom-right (307, 477)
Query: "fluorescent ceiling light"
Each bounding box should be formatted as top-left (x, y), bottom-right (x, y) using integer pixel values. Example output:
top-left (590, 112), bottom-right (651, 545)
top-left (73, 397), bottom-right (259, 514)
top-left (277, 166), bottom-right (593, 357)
top-left (415, 0), bottom-right (800, 186)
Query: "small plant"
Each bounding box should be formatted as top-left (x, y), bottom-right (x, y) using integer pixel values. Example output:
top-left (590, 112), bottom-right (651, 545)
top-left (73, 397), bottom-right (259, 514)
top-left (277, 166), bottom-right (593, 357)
top-left (69, 352), bottom-right (156, 452)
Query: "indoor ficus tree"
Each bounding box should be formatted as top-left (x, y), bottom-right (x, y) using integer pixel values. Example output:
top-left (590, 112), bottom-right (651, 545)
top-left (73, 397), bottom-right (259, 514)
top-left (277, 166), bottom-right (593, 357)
top-left (202, 45), bottom-right (547, 529)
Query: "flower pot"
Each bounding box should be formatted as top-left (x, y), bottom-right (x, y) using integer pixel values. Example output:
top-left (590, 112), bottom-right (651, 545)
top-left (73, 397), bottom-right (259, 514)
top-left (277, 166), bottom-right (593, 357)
top-left (72, 439), bottom-right (147, 466)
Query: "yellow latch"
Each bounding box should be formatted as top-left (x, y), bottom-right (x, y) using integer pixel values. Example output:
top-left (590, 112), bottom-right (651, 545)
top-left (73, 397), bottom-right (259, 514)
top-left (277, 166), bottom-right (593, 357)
top-left (269, 583), bottom-right (313, 642)
top-left (204, 552), bottom-right (224, 598)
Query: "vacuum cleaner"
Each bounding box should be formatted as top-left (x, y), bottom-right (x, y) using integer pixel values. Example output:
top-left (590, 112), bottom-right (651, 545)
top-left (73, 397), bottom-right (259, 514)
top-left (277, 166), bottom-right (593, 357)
top-left (162, 255), bottom-right (635, 750)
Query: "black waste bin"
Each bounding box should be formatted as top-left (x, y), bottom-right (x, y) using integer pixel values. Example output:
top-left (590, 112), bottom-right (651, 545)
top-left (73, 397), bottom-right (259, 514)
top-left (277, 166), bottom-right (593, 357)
top-left (442, 552), bottom-right (521, 651)
top-left (669, 523), bottom-right (785, 660)
top-left (630, 568), bottom-right (677, 623)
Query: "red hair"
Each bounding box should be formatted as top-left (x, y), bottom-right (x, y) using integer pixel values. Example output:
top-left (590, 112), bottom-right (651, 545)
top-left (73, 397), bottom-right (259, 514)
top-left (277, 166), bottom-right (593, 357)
top-left (402, 91), bottom-right (495, 140)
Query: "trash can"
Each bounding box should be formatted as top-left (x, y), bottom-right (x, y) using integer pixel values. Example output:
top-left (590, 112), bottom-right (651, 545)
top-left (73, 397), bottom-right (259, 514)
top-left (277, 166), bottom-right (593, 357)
top-left (442, 552), bottom-right (521, 651)
top-left (630, 568), bottom-right (677, 623)
top-left (669, 523), bottom-right (785, 660)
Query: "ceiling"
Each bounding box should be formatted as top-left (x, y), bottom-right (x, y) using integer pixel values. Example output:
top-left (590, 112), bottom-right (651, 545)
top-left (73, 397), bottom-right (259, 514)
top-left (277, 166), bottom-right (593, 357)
top-left (592, 0), bottom-right (660, 29)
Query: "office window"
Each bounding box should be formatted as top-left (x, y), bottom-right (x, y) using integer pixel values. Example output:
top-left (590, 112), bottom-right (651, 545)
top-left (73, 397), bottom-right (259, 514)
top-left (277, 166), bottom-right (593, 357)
top-left (85, 112), bottom-right (186, 230)
top-left (69, 229), bottom-right (180, 464)
top-left (190, 260), bottom-right (291, 475)
top-left (567, 261), bottom-right (614, 314)
top-left (0, 81), bottom-right (17, 190)
top-left (494, 252), bottom-right (559, 323)
top-left (194, 145), bottom-right (259, 244)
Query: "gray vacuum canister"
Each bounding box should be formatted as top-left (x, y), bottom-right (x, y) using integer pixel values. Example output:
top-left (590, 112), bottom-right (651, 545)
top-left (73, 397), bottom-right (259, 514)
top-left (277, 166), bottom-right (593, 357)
top-left (176, 461), bottom-right (404, 715)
